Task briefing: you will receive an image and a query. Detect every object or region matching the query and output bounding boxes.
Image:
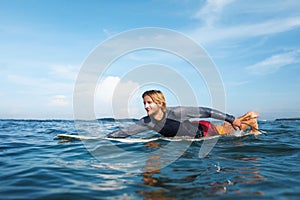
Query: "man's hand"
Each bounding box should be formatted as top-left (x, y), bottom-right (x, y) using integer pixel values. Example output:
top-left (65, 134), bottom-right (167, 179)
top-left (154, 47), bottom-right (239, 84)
top-left (232, 118), bottom-right (242, 130)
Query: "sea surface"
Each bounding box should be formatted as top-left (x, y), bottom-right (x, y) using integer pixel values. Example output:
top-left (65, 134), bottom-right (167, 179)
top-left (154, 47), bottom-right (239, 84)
top-left (0, 119), bottom-right (299, 200)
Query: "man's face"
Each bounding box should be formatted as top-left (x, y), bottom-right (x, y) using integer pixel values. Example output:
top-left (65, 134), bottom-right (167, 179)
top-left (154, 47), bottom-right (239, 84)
top-left (143, 95), bottom-right (162, 117)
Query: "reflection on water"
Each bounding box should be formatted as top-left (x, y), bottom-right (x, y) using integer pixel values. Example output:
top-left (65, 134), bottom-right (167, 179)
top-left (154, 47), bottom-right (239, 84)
top-left (207, 159), bottom-right (266, 196)
top-left (138, 141), bottom-right (174, 200)
top-left (137, 141), bottom-right (267, 199)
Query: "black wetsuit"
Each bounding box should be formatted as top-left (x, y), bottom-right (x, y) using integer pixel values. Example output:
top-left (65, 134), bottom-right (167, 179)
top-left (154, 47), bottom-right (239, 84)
top-left (107, 106), bottom-right (235, 138)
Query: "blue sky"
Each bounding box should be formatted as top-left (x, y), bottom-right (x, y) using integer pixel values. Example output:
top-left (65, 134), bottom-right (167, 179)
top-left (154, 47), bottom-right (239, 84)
top-left (1, 0), bottom-right (300, 120)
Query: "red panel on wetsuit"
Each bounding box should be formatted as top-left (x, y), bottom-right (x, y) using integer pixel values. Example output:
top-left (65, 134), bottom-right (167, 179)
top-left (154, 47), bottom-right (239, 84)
top-left (195, 120), bottom-right (219, 137)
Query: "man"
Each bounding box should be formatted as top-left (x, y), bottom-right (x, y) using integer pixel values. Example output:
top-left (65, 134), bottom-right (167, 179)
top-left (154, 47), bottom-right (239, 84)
top-left (107, 90), bottom-right (259, 138)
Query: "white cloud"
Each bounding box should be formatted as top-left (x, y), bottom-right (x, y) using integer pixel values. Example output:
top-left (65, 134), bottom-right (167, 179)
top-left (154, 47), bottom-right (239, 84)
top-left (194, 0), bottom-right (235, 26)
top-left (49, 95), bottom-right (69, 106)
top-left (95, 76), bottom-right (120, 104)
top-left (189, 1), bottom-right (300, 44)
top-left (94, 76), bottom-right (141, 118)
top-left (190, 16), bottom-right (300, 45)
top-left (7, 74), bottom-right (73, 95)
top-left (6, 73), bottom-right (74, 118)
top-left (245, 50), bottom-right (300, 75)
top-left (50, 64), bottom-right (79, 80)
top-left (8, 74), bottom-right (45, 86)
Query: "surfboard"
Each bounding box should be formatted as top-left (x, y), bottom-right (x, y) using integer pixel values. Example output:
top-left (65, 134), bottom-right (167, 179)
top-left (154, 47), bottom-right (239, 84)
top-left (56, 134), bottom-right (101, 140)
top-left (56, 131), bottom-right (263, 143)
top-left (56, 134), bottom-right (159, 143)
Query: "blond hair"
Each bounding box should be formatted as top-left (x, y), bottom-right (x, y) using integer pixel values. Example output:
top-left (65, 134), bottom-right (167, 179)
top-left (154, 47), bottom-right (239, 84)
top-left (142, 90), bottom-right (167, 112)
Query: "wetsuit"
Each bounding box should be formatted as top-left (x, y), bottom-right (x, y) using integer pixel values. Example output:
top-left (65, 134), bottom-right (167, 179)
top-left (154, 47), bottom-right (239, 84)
top-left (107, 106), bottom-right (235, 138)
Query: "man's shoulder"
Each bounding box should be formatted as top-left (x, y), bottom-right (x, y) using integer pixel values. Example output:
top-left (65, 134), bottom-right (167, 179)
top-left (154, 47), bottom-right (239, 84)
top-left (166, 106), bottom-right (186, 117)
top-left (166, 106), bottom-right (183, 111)
top-left (167, 106), bottom-right (192, 113)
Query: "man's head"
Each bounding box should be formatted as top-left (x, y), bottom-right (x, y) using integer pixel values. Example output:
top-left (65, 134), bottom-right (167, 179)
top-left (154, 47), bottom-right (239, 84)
top-left (142, 90), bottom-right (167, 116)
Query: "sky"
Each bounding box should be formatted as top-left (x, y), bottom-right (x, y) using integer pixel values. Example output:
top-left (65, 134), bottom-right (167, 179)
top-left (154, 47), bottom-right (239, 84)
top-left (1, 0), bottom-right (300, 120)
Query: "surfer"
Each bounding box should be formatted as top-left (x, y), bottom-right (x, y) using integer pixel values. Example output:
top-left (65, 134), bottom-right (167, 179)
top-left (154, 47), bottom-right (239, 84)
top-left (107, 90), bottom-right (260, 138)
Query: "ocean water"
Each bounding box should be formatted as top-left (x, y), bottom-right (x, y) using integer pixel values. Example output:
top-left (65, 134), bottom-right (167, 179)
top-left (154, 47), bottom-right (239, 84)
top-left (0, 119), bottom-right (299, 200)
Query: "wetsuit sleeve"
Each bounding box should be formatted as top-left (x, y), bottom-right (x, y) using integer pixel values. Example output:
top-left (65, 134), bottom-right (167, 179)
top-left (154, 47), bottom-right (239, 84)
top-left (107, 119), bottom-right (150, 138)
top-left (172, 106), bottom-right (235, 124)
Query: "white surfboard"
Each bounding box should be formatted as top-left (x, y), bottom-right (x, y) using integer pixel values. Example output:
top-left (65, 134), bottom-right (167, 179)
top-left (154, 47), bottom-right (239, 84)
top-left (57, 131), bottom-right (263, 143)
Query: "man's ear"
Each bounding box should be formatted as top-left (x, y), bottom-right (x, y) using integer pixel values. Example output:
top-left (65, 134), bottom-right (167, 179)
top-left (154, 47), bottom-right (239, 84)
top-left (157, 102), bottom-right (163, 107)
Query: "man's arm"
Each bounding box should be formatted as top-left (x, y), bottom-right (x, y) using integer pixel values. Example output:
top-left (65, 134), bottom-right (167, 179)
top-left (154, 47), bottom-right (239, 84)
top-left (199, 107), bottom-right (235, 123)
top-left (171, 106), bottom-right (236, 123)
top-left (107, 118), bottom-right (151, 138)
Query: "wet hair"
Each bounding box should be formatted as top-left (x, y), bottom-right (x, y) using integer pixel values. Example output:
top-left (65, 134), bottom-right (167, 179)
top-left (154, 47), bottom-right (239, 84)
top-left (142, 90), bottom-right (167, 112)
